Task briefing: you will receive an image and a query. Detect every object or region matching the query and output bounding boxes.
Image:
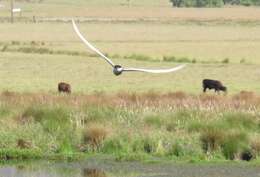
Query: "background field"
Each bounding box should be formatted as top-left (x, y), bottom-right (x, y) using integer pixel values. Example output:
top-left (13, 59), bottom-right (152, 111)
top-left (0, 0), bottom-right (260, 94)
top-left (1, 52), bottom-right (260, 93)
top-left (1, 0), bottom-right (260, 20)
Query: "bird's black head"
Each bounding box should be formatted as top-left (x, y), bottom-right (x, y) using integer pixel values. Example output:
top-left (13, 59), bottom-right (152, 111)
top-left (113, 65), bottom-right (123, 76)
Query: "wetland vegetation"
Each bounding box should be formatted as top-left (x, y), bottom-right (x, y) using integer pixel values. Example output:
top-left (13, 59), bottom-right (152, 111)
top-left (1, 91), bottom-right (260, 162)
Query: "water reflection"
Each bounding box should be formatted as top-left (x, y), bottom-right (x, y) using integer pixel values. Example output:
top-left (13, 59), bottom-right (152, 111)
top-left (0, 159), bottom-right (260, 177)
top-left (83, 168), bottom-right (107, 177)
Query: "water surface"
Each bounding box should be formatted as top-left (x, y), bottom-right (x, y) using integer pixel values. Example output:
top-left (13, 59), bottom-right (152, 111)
top-left (0, 158), bottom-right (260, 177)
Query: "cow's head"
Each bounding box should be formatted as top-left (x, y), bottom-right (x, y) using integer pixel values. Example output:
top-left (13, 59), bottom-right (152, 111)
top-left (221, 86), bottom-right (227, 93)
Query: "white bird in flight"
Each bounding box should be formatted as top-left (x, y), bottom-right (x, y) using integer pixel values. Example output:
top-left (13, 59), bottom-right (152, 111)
top-left (72, 19), bottom-right (186, 76)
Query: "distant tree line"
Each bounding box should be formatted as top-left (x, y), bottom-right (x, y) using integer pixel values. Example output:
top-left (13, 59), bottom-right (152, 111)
top-left (170, 0), bottom-right (260, 7)
top-left (14, 0), bottom-right (43, 2)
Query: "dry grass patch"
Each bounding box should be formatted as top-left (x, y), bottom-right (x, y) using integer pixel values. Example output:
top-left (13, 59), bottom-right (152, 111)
top-left (1, 90), bottom-right (16, 97)
top-left (163, 91), bottom-right (188, 100)
top-left (200, 126), bottom-right (225, 153)
top-left (17, 139), bottom-right (32, 149)
top-left (2, 91), bottom-right (260, 112)
top-left (250, 136), bottom-right (260, 156)
top-left (83, 123), bottom-right (109, 151)
top-left (233, 91), bottom-right (256, 101)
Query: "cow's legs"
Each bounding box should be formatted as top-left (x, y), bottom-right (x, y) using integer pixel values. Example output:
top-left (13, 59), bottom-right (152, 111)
top-left (203, 87), bottom-right (207, 92)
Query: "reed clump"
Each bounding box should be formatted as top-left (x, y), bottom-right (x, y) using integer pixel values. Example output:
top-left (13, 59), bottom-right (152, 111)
top-left (200, 126), bottom-right (225, 153)
top-left (83, 123), bottom-right (108, 151)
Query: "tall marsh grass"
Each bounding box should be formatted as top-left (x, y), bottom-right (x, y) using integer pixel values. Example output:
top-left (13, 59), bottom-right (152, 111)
top-left (1, 91), bottom-right (260, 161)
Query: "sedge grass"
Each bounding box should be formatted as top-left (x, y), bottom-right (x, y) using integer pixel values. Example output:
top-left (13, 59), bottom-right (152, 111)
top-left (0, 92), bottom-right (260, 162)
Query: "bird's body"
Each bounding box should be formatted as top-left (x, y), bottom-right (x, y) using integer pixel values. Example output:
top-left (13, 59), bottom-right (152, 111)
top-left (113, 65), bottom-right (123, 76)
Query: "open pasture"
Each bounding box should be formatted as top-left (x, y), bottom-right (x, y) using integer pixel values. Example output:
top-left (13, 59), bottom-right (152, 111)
top-left (1, 0), bottom-right (260, 21)
top-left (1, 22), bottom-right (260, 63)
top-left (1, 52), bottom-right (260, 93)
top-left (0, 21), bottom-right (260, 93)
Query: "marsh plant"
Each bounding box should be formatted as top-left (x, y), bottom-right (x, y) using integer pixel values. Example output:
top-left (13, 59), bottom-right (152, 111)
top-left (0, 91), bottom-right (260, 161)
top-left (82, 123), bottom-right (108, 152)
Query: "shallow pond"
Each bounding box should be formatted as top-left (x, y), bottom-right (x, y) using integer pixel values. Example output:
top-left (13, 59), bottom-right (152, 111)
top-left (0, 158), bottom-right (260, 177)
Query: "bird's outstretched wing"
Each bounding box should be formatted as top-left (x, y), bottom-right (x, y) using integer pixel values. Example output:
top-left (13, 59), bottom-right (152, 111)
top-left (72, 19), bottom-right (115, 67)
top-left (123, 64), bottom-right (186, 73)
top-left (72, 19), bottom-right (186, 75)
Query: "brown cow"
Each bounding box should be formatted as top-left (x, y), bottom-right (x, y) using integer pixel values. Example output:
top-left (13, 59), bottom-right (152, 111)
top-left (58, 82), bottom-right (71, 94)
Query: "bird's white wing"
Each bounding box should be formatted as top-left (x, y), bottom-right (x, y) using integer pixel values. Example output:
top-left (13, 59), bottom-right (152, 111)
top-left (72, 19), bottom-right (115, 67)
top-left (123, 64), bottom-right (186, 73)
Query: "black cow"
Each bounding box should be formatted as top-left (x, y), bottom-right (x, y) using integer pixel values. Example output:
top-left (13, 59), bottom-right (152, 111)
top-left (202, 79), bottom-right (227, 93)
top-left (58, 82), bottom-right (71, 94)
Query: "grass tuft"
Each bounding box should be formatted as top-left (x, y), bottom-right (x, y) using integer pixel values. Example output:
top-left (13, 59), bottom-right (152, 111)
top-left (17, 139), bottom-right (32, 149)
top-left (83, 123), bottom-right (108, 151)
top-left (233, 91), bottom-right (255, 101)
top-left (144, 115), bottom-right (164, 128)
top-left (250, 136), bottom-right (260, 156)
top-left (1, 45), bottom-right (8, 52)
top-left (0, 149), bottom-right (42, 161)
top-left (221, 131), bottom-right (248, 160)
top-left (200, 126), bottom-right (225, 152)
top-left (222, 112), bottom-right (257, 131)
top-left (124, 53), bottom-right (153, 61)
top-left (222, 58), bottom-right (230, 64)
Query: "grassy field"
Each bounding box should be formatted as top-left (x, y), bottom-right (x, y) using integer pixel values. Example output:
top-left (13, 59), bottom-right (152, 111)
top-left (1, 92), bottom-right (260, 162)
top-left (1, 52), bottom-right (260, 93)
top-left (1, 0), bottom-right (260, 20)
top-left (0, 0), bottom-right (260, 162)
top-left (1, 22), bottom-right (260, 62)
top-left (0, 21), bottom-right (260, 93)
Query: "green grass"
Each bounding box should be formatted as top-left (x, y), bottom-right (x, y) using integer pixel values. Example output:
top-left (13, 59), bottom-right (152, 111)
top-left (221, 131), bottom-right (249, 160)
top-left (1, 22), bottom-right (260, 63)
top-left (0, 19), bottom-right (260, 94)
top-left (0, 149), bottom-right (42, 161)
top-left (0, 93), bottom-right (260, 162)
top-left (1, 52), bottom-right (260, 94)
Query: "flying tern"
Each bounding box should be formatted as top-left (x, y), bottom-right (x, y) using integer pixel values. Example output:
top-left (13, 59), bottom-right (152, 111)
top-left (72, 19), bottom-right (186, 76)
